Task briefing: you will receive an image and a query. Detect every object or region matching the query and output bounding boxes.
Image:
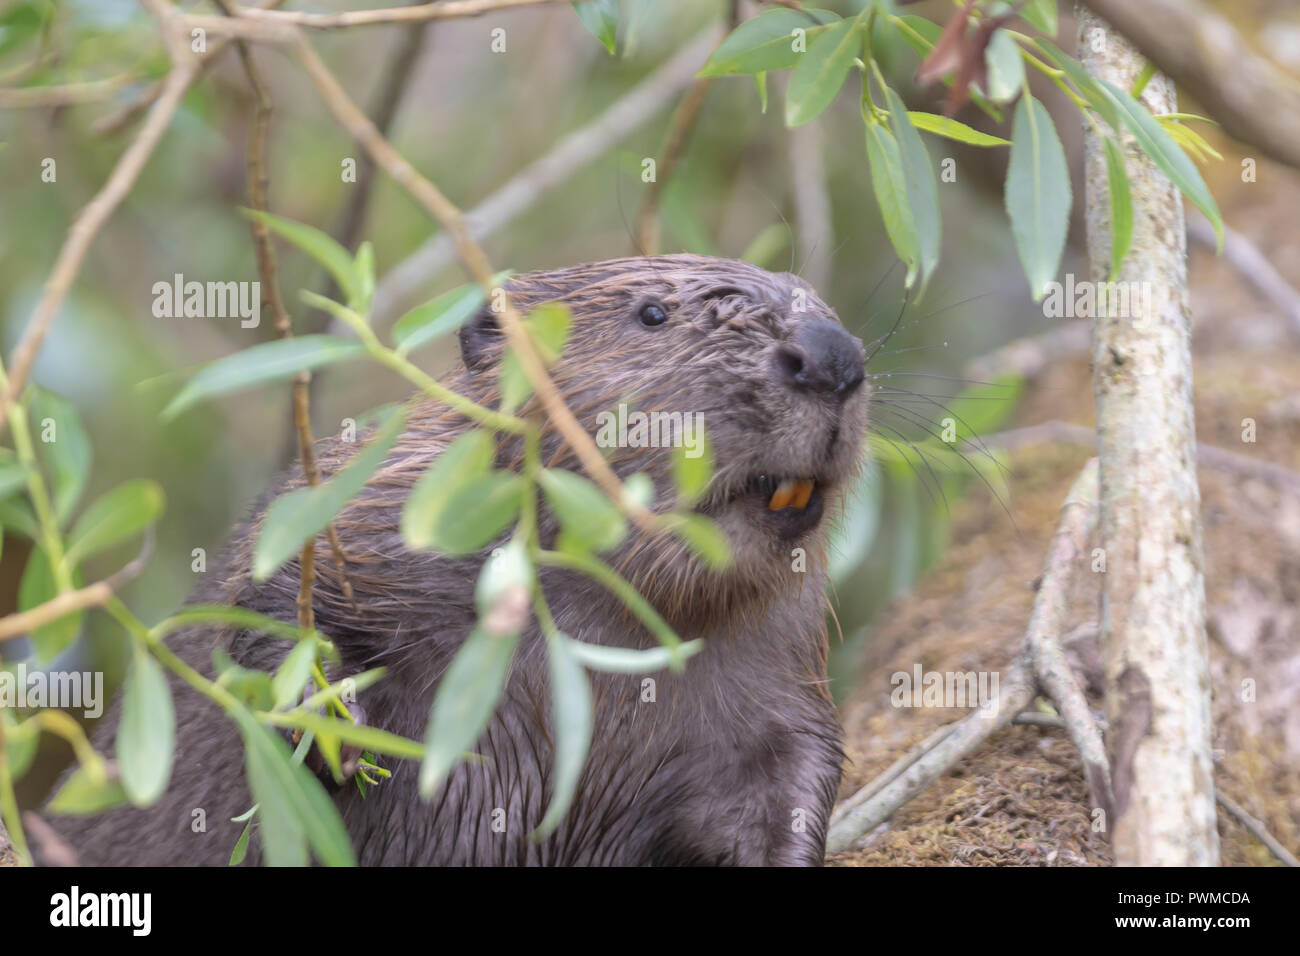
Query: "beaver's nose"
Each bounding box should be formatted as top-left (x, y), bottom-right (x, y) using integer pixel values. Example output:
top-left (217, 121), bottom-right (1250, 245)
top-left (774, 319), bottom-right (865, 399)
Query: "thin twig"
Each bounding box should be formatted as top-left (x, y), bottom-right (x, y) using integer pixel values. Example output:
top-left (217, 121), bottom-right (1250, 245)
top-left (228, 0), bottom-right (564, 30)
top-left (1187, 211), bottom-right (1300, 338)
top-left (1214, 790), bottom-right (1300, 867)
top-left (216, 0), bottom-right (355, 620)
top-left (0, 74), bottom-right (135, 109)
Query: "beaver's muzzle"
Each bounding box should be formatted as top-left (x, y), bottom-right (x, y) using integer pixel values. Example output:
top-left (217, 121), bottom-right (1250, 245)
top-left (772, 318), bottom-right (866, 401)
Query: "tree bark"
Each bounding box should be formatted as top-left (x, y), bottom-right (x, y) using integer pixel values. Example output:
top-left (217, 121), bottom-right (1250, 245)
top-left (1076, 7), bottom-right (1218, 865)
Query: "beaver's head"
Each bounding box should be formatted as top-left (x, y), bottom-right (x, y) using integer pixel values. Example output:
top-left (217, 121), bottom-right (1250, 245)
top-left (455, 254), bottom-right (869, 627)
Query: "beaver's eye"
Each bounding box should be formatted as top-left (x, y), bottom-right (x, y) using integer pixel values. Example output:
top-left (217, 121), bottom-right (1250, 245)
top-left (637, 301), bottom-right (669, 328)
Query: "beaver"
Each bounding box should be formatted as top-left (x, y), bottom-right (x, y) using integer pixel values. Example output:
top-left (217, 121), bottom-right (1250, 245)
top-left (47, 253), bottom-right (869, 866)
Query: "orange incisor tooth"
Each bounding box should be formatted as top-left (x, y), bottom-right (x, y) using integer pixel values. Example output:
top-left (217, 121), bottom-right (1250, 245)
top-left (768, 479), bottom-right (797, 510)
top-left (791, 479), bottom-right (814, 509)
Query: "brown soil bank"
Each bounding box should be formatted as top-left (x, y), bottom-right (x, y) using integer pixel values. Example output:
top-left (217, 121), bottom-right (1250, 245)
top-left (829, 342), bottom-right (1300, 866)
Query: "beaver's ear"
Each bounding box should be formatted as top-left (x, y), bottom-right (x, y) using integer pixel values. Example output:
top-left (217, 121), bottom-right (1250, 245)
top-left (458, 305), bottom-right (501, 371)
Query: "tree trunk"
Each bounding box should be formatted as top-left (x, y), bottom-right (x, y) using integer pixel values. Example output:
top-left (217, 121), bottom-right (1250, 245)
top-left (1076, 6), bottom-right (1219, 865)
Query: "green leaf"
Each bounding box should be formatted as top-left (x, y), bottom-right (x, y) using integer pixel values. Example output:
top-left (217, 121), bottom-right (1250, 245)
top-left (429, 472), bottom-right (525, 555)
top-left (401, 429), bottom-right (496, 550)
top-left (697, 8), bottom-right (841, 77)
top-left (1102, 136), bottom-right (1134, 281)
top-left (1096, 78), bottom-right (1224, 249)
top-left (539, 468), bottom-right (626, 553)
top-left (0, 496), bottom-right (38, 540)
top-left (785, 16), bottom-right (861, 127)
top-left (2, 710), bottom-right (39, 778)
top-left (1005, 93), bottom-right (1071, 300)
top-left (671, 420), bottom-right (712, 506)
top-left (117, 647), bottom-right (175, 807)
top-left (886, 89), bottom-right (942, 297)
top-left (271, 638), bottom-right (319, 711)
top-left (229, 820), bottom-right (254, 866)
top-left (163, 335), bottom-right (365, 420)
top-left (28, 387), bottom-right (91, 525)
top-left (983, 28), bottom-right (1025, 104)
top-left (419, 625), bottom-right (519, 797)
top-left (754, 72), bottom-right (768, 113)
top-left (19, 547), bottom-right (82, 663)
top-left (865, 121), bottom-right (921, 288)
top-left (64, 479), bottom-right (164, 567)
top-left (48, 766), bottom-right (130, 816)
top-left (273, 711), bottom-right (425, 760)
top-left (907, 111), bottom-right (1011, 147)
top-left (353, 241), bottom-right (375, 315)
top-left (1035, 40), bottom-right (1119, 130)
top-left (573, 0), bottom-right (618, 55)
top-left (213, 649), bottom-right (275, 710)
top-left (499, 303), bottom-right (572, 414)
top-left (0, 461), bottom-right (29, 500)
top-left (243, 209), bottom-right (362, 310)
top-left (671, 513), bottom-right (731, 569)
top-left (566, 638), bottom-right (703, 674)
top-left (253, 408), bottom-right (406, 580)
top-left (1021, 0), bottom-right (1058, 35)
top-left (535, 635), bottom-right (593, 836)
top-left (392, 285), bottom-right (483, 355)
top-left (474, 536), bottom-right (534, 630)
top-left (235, 710), bottom-right (355, 866)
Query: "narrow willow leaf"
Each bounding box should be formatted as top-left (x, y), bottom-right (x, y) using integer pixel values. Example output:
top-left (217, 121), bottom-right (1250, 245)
top-left (430, 472), bottom-right (525, 555)
top-left (1020, 0), bottom-right (1058, 35)
top-left (572, 0), bottom-right (617, 54)
top-left (671, 420), bottom-right (712, 505)
top-left (1096, 79), bottom-right (1224, 248)
top-left (474, 537), bottom-right (534, 626)
top-left (419, 626), bottom-right (519, 797)
top-left (1102, 136), bottom-right (1134, 281)
top-left (65, 479), bottom-right (164, 566)
top-left (163, 336), bottom-right (365, 420)
top-left (117, 647), bottom-right (175, 807)
top-left (754, 72), bottom-right (768, 113)
top-left (275, 712), bottom-right (425, 760)
top-left (886, 89), bottom-right (941, 296)
top-left (0, 496), bottom-right (39, 540)
top-left (697, 8), bottom-right (840, 77)
top-left (392, 285), bottom-right (484, 355)
top-left (401, 429), bottom-right (495, 550)
top-left (785, 16), bottom-right (861, 127)
top-left (20, 547), bottom-right (83, 663)
top-left (253, 408), bottom-right (406, 580)
top-left (0, 462), bottom-right (29, 500)
top-left (566, 638), bottom-right (703, 674)
top-left (229, 820), bottom-right (254, 866)
top-left (500, 303), bottom-right (572, 413)
top-left (242, 209), bottom-right (361, 309)
top-left (48, 766), bottom-right (130, 816)
top-left (907, 111), bottom-right (1010, 147)
top-left (1035, 39), bottom-right (1119, 130)
top-left (235, 711), bottom-right (355, 866)
top-left (1005, 93), bottom-right (1071, 300)
top-left (671, 513), bottom-right (731, 569)
top-left (271, 638), bottom-right (319, 711)
top-left (28, 387), bottom-right (91, 525)
top-left (539, 469), bottom-right (626, 554)
top-left (535, 635), bottom-right (593, 836)
top-left (983, 28), bottom-right (1025, 104)
top-left (865, 121), bottom-right (920, 288)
